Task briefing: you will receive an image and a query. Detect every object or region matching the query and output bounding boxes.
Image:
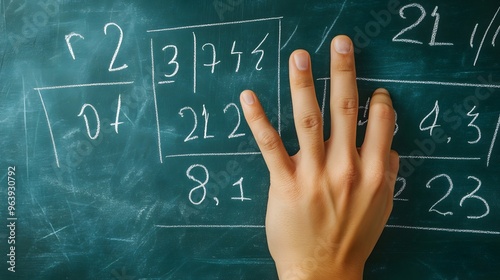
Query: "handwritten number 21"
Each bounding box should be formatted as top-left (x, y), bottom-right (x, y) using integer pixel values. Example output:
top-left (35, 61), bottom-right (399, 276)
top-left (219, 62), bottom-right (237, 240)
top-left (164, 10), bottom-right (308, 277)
top-left (393, 3), bottom-right (453, 46)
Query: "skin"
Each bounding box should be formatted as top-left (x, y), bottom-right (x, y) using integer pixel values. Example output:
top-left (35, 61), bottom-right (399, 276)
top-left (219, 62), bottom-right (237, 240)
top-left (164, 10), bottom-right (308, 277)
top-left (239, 35), bottom-right (399, 279)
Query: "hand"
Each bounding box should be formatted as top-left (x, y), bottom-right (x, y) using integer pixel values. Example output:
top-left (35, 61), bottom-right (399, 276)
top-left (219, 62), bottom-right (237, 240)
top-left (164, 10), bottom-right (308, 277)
top-left (239, 35), bottom-right (399, 279)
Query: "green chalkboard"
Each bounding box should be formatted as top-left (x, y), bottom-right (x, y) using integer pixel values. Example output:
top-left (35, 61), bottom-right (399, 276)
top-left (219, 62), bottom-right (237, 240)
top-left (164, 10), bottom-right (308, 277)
top-left (1, 0), bottom-right (500, 279)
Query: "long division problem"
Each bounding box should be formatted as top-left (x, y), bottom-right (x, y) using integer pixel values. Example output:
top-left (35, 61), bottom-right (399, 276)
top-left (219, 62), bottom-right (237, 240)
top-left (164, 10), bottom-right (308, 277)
top-left (148, 17), bottom-right (282, 162)
top-left (32, 14), bottom-right (499, 234)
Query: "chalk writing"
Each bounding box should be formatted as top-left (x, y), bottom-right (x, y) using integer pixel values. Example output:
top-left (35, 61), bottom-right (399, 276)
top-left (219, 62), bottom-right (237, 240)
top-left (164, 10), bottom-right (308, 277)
top-left (32, 14), bottom-right (498, 235)
top-left (65, 32), bottom-right (85, 60)
top-left (426, 174), bottom-right (489, 219)
top-left (419, 100), bottom-right (441, 137)
top-left (429, 6), bottom-right (453, 46)
top-left (178, 104), bottom-right (246, 142)
top-left (149, 17), bottom-right (281, 162)
top-left (393, 177), bottom-right (408, 202)
top-left (487, 114), bottom-right (500, 167)
top-left (179, 106), bottom-right (200, 142)
top-left (231, 177), bottom-right (251, 202)
top-left (316, 76), bottom-right (498, 234)
top-left (65, 23), bottom-right (129, 71)
top-left (418, 100), bottom-right (483, 145)
top-left (156, 32), bottom-right (272, 92)
top-left (224, 103), bottom-right (246, 139)
top-left (426, 174), bottom-right (454, 216)
top-left (460, 176), bottom-right (490, 219)
top-left (392, 3), bottom-right (427, 45)
top-left (466, 106), bottom-right (481, 144)
top-left (391, 3), bottom-right (452, 45)
top-left (77, 104), bottom-right (101, 140)
top-left (186, 164), bottom-right (209, 205)
top-left (392, 3), bottom-right (500, 66)
top-left (161, 45), bottom-right (180, 81)
top-left (110, 94), bottom-right (124, 134)
top-left (185, 164), bottom-right (251, 206)
top-left (103, 23), bottom-right (128, 72)
top-left (471, 7), bottom-right (500, 66)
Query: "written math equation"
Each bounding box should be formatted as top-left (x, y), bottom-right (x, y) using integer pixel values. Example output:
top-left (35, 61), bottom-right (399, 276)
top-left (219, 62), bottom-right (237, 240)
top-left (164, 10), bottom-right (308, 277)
top-left (318, 78), bottom-right (500, 235)
top-left (148, 17), bottom-right (282, 161)
top-left (355, 2), bottom-right (500, 66)
top-left (34, 15), bottom-right (500, 233)
top-left (392, 3), bottom-right (500, 66)
top-left (35, 17), bottom-right (283, 226)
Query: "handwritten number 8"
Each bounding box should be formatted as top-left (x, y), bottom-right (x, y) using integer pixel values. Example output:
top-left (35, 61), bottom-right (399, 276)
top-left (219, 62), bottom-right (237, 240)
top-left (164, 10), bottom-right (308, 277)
top-left (186, 164), bottom-right (208, 205)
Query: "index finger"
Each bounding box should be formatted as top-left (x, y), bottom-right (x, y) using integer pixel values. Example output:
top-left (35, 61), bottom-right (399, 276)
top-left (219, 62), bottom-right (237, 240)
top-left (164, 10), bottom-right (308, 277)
top-left (240, 90), bottom-right (294, 178)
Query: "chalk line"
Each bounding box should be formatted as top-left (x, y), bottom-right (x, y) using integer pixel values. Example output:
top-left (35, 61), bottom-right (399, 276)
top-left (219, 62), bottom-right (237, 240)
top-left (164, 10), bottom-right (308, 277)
top-left (155, 224), bottom-right (265, 229)
top-left (317, 77), bottom-right (500, 89)
top-left (34, 81), bottom-right (134, 91)
top-left (385, 224), bottom-right (500, 235)
top-left (151, 38), bottom-right (163, 163)
top-left (399, 156), bottom-right (481, 161)
top-left (147, 17), bottom-right (284, 33)
top-left (487, 114), bottom-right (500, 167)
top-left (37, 90), bottom-right (60, 168)
top-left (165, 152), bottom-right (261, 159)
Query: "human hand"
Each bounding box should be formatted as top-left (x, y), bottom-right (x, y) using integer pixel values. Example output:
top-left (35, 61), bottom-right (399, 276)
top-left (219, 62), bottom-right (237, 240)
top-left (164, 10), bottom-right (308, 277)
top-left (239, 35), bottom-right (399, 279)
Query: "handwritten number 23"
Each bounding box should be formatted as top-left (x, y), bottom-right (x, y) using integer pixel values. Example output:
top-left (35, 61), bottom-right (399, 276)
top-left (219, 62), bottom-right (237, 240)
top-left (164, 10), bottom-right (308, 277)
top-left (426, 174), bottom-right (489, 219)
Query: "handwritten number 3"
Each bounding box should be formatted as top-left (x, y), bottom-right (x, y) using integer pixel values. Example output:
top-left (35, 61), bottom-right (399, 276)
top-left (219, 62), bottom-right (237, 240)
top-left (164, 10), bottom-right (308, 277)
top-left (104, 23), bottom-right (128, 72)
top-left (460, 176), bottom-right (490, 219)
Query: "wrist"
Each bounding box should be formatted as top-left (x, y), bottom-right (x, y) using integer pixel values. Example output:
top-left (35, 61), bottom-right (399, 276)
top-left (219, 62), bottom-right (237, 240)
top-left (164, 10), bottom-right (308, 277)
top-left (275, 259), bottom-right (364, 280)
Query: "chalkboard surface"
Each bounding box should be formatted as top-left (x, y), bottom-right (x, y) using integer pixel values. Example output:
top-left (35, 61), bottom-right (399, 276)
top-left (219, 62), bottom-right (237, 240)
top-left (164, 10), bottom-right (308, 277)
top-left (1, 0), bottom-right (500, 279)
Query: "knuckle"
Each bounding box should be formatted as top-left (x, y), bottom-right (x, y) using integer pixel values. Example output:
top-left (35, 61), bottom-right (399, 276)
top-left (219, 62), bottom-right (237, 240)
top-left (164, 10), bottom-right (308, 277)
top-left (365, 161), bottom-right (394, 194)
top-left (291, 75), bottom-right (315, 90)
top-left (246, 110), bottom-right (267, 124)
top-left (270, 174), bottom-right (303, 201)
top-left (367, 163), bottom-right (386, 185)
top-left (257, 130), bottom-right (282, 152)
top-left (298, 112), bottom-right (323, 130)
top-left (336, 97), bottom-right (358, 115)
top-left (370, 101), bottom-right (395, 121)
top-left (334, 161), bottom-right (358, 187)
top-left (334, 59), bottom-right (355, 72)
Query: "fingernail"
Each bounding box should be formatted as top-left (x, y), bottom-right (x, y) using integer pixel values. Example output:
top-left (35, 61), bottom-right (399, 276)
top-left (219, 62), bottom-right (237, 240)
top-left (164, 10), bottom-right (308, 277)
top-left (334, 36), bottom-right (351, 54)
top-left (294, 51), bottom-right (309, 71)
top-left (374, 88), bottom-right (390, 95)
top-left (242, 91), bottom-right (255, 105)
